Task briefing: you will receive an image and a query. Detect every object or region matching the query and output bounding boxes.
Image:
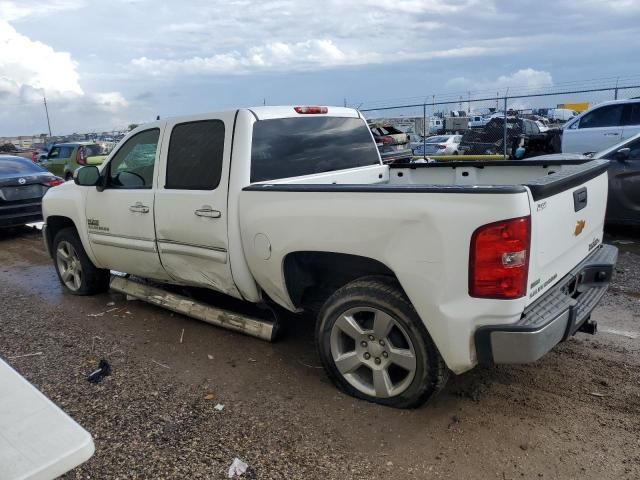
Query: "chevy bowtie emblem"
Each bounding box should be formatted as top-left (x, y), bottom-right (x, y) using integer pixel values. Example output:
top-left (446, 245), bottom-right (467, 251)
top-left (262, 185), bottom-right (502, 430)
top-left (574, 219), bottom-right (586, 236)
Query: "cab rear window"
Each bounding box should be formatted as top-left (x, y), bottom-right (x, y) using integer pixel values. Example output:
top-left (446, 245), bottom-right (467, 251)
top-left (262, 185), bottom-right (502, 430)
top-left (250, 117), bottom-right (380, 183)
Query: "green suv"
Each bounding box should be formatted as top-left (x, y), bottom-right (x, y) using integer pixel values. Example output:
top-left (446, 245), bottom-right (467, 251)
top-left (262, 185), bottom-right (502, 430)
top-left (39, 143), bottom-right (106, 180)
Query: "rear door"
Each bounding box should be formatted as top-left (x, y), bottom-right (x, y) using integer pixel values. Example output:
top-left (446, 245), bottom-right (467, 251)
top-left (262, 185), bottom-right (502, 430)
top-left (562, 104), bottom-right (624, 153)
top-left (621, 101), bottom-right (640, 141)
top-left (154, 113), bottom-right (240, 298)
top-left (84, 128), bottom-right (169, 280)
top-left (525, 161), bottom-right (609, 303)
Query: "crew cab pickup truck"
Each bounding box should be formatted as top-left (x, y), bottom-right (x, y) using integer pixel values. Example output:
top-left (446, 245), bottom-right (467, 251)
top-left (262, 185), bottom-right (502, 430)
top-left (42, 106), bottom-right (617, 408)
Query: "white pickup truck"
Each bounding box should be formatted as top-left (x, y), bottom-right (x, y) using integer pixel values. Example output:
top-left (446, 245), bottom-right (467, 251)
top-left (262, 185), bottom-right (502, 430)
top-left (42, 106), bottom-right (617, 408)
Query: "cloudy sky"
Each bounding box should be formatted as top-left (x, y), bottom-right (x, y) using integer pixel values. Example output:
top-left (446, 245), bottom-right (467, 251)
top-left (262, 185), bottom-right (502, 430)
top-left (1, 0), bottom-right (639, 135)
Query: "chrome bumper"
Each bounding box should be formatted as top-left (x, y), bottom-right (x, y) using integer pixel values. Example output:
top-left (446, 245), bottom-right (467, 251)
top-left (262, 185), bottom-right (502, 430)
top-left (475, 244), bottom-right (618, 365)
top-left (42, 223), bottom-right (50, 257)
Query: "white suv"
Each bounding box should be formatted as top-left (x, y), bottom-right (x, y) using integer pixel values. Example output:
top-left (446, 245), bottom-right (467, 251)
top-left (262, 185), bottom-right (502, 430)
top-left (562, 99), bottom-right (640, 154)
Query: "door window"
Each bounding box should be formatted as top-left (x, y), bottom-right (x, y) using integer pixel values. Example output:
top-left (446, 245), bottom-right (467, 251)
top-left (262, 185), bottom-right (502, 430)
top-left (48, 146), bottom-right (73, 159)
top-left (108, 129), bottom-right (159, 189)
top-left (579, 105), bottom-right (624, 129)
top-left (165, 120), bottom-right (225, 190)
top-left (623, 102), bottom-right (640, 126)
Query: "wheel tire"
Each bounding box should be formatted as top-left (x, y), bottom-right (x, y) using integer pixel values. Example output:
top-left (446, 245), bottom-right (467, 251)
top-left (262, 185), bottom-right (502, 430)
top-left (53, 227), bottom-right (110, 295)
top-left (316, 276), bottom-right (449, 408)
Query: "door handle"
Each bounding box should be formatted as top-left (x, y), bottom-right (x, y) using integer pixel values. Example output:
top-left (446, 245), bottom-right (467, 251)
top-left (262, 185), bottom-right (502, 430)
top-left (129, 202), bottom-right (150, 214)
top-left (604, 132), bottom-right (620, 136)
top-left (194, 206), bottom-right (221, 218)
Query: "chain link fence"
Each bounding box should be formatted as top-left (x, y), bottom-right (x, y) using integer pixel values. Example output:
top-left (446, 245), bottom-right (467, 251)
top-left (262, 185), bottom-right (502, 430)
top-left (357, 78), bottom-right (640, 160)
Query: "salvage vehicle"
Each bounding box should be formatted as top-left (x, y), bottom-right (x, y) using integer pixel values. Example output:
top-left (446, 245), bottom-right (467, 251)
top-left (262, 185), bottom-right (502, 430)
top-left (562, 99), bottom-right (640, 154)
top-left (413, 135), bottom-right (461, 156)
top-left (42, 106), bottom-right (617, 408)
top-left (459, 117), bottom-right (561, 158)
top-left (39, 143), bottom-right (106, 180)
top-left (534, 132), bottom-right (640, 226)
top-left (369, 122), bottom-right (413, 163)
top-left (0, 155), bottom-right (63, 227)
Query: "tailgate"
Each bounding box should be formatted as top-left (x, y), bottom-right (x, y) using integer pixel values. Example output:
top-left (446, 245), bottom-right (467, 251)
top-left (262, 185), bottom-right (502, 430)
top-left (525, 160), bottom-right (609, 304)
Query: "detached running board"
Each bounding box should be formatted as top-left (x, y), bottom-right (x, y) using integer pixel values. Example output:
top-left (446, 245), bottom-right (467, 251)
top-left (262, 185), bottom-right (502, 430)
top-left (110, 276), bottom-right (278, 342)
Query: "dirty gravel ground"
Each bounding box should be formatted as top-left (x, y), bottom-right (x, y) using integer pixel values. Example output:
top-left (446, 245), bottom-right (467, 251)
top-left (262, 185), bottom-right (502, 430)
top-left (0, 226), bottom-right (639, 480)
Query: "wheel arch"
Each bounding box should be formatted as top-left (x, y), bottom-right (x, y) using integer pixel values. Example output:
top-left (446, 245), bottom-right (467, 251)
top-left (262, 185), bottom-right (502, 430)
top-left (45, 216), bottom-right (78, 257)
top-left (282, 251), bottom-right (401, 311)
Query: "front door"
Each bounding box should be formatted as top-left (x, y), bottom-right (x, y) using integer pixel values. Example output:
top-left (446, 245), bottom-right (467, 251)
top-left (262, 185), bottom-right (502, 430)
top-left (154, 114), bottom-right (240, 298)
top-left (605, 136), bottom-right (640, 224)
top-left (84, 127), bottom-right (169, 281)
top-left (41, 145), bottom-right (74, 177)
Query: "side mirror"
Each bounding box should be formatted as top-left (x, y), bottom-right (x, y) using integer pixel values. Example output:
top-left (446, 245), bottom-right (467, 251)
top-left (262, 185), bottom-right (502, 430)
top-left (615, 147), bottom-right (631, 161)
top-left (74, 165), bottom-right (101, 186)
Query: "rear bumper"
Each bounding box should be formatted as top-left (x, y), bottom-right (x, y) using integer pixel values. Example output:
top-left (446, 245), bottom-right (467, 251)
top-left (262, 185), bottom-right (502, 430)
top-left (0, 200), bottom-right (43, 228)
top-left (475, 244), bottom-right (618, 365)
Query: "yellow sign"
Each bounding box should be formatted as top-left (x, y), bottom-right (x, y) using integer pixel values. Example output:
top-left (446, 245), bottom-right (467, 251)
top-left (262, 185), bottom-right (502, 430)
top-left (574, 219), bottom-right (586, 236)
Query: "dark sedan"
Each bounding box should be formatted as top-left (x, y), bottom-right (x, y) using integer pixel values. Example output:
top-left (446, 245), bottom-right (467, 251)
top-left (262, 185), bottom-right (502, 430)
top-left (532, 132), bottom-right (640, 225)
top-left (0, 155), bottom-right (64, 228)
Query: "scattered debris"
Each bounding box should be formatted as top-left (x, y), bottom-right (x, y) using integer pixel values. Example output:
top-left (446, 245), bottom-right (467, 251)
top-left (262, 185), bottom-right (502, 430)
top-left (8, 351), bottom-right (43, 360)
top-left (208, 354), bottom-right (214, 360)
top-left (248, 358), bottom-right (256, 363)
top-left (612, 239), bottom-right (635, 245)
top-left (180, 328), bottom-right (185, 344)
top-left (386, 461), bottom-right (394, 466)
top-left (520, 443), bottom-right (529, 451)
top-left (87, 359), bottom-right (111, 384)
top-left (126, 295), bottom-right (137, 301)
top-left (297, 359), bottom-right (323, 369)
top-left (107, 301), bottom-right (115, 307)
top-left (151, 359), bottom-right (170, 369)
top-left (204, 393), bottom-right (214, 401)
top-left (214, 404), bottom-right (225, 411)
top-left (91, 336), bottom-right (104, 353)
top-left (88, 307), bottom-right (119, 317)
top-left (228, 458), bottom-right (248, 478)
top-left (590, 392), bottom-right (605, 398)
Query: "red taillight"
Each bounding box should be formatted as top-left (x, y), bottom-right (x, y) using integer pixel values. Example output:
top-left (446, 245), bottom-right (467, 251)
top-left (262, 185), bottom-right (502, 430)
top-left (436, 144), bottom-right (447, 149)
top-left (469, 216), bottom-right (531, 299)
top-left (76, 146), bottom-right (87, 165)
top-left (294, 106), bottom-right (328, 114)
top-left (45, 177), bottom-right (65, 187)
top-left (380, 135), bottom-right (393, 145)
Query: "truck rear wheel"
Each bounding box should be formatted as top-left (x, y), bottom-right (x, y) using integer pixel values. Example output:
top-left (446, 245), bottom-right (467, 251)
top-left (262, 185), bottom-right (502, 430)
top-left (316, 277), bottom-right (449, 408)
top-left (53, 228), bottom-right (110, 295)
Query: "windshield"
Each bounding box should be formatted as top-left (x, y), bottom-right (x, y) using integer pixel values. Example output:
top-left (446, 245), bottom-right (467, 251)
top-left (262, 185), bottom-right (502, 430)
top-left (251, 117), bottom-right (380, 182)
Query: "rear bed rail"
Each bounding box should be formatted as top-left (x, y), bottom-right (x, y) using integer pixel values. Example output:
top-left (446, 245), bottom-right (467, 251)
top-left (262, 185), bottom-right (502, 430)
top-left (524, 159), bottom-right (609, 201)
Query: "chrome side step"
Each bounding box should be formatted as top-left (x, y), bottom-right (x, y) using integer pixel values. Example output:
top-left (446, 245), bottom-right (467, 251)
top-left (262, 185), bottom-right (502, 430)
top-left (110, 276), bottom-right (278, 342)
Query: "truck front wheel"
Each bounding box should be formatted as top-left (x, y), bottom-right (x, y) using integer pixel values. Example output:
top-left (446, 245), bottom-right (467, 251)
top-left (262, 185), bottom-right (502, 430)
top-left (53, 228), bottom-right (110, 295)
top-left (316, 277), bottom-right (449, 408)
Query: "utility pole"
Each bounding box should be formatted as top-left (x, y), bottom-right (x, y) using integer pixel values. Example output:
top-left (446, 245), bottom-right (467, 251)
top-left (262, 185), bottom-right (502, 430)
top-left (43, 95), bottom-right (52, 138)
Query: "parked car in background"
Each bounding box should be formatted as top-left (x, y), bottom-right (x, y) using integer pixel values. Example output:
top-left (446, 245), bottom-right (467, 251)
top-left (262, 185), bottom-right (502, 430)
top-left (39, 143), bottom-right (107, 180)
top-left (547, 108), bottom-right (577, 123)
top-left (459, 117), bottom-right (561, 158)
top-left (0, 155), bottom-right (63, 227)
top-left (562, 99), bottom-right (640, 154)
top-left (534, 132), bottom-right (640, 225)
top-left (413, 135), bottom-right (461, 156)
top-left (369, 122), bottom-right (413, 163)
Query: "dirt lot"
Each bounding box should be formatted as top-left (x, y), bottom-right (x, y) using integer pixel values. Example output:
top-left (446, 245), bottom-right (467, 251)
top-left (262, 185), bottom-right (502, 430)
top-left (0, 226), bottom-right (639, 480)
